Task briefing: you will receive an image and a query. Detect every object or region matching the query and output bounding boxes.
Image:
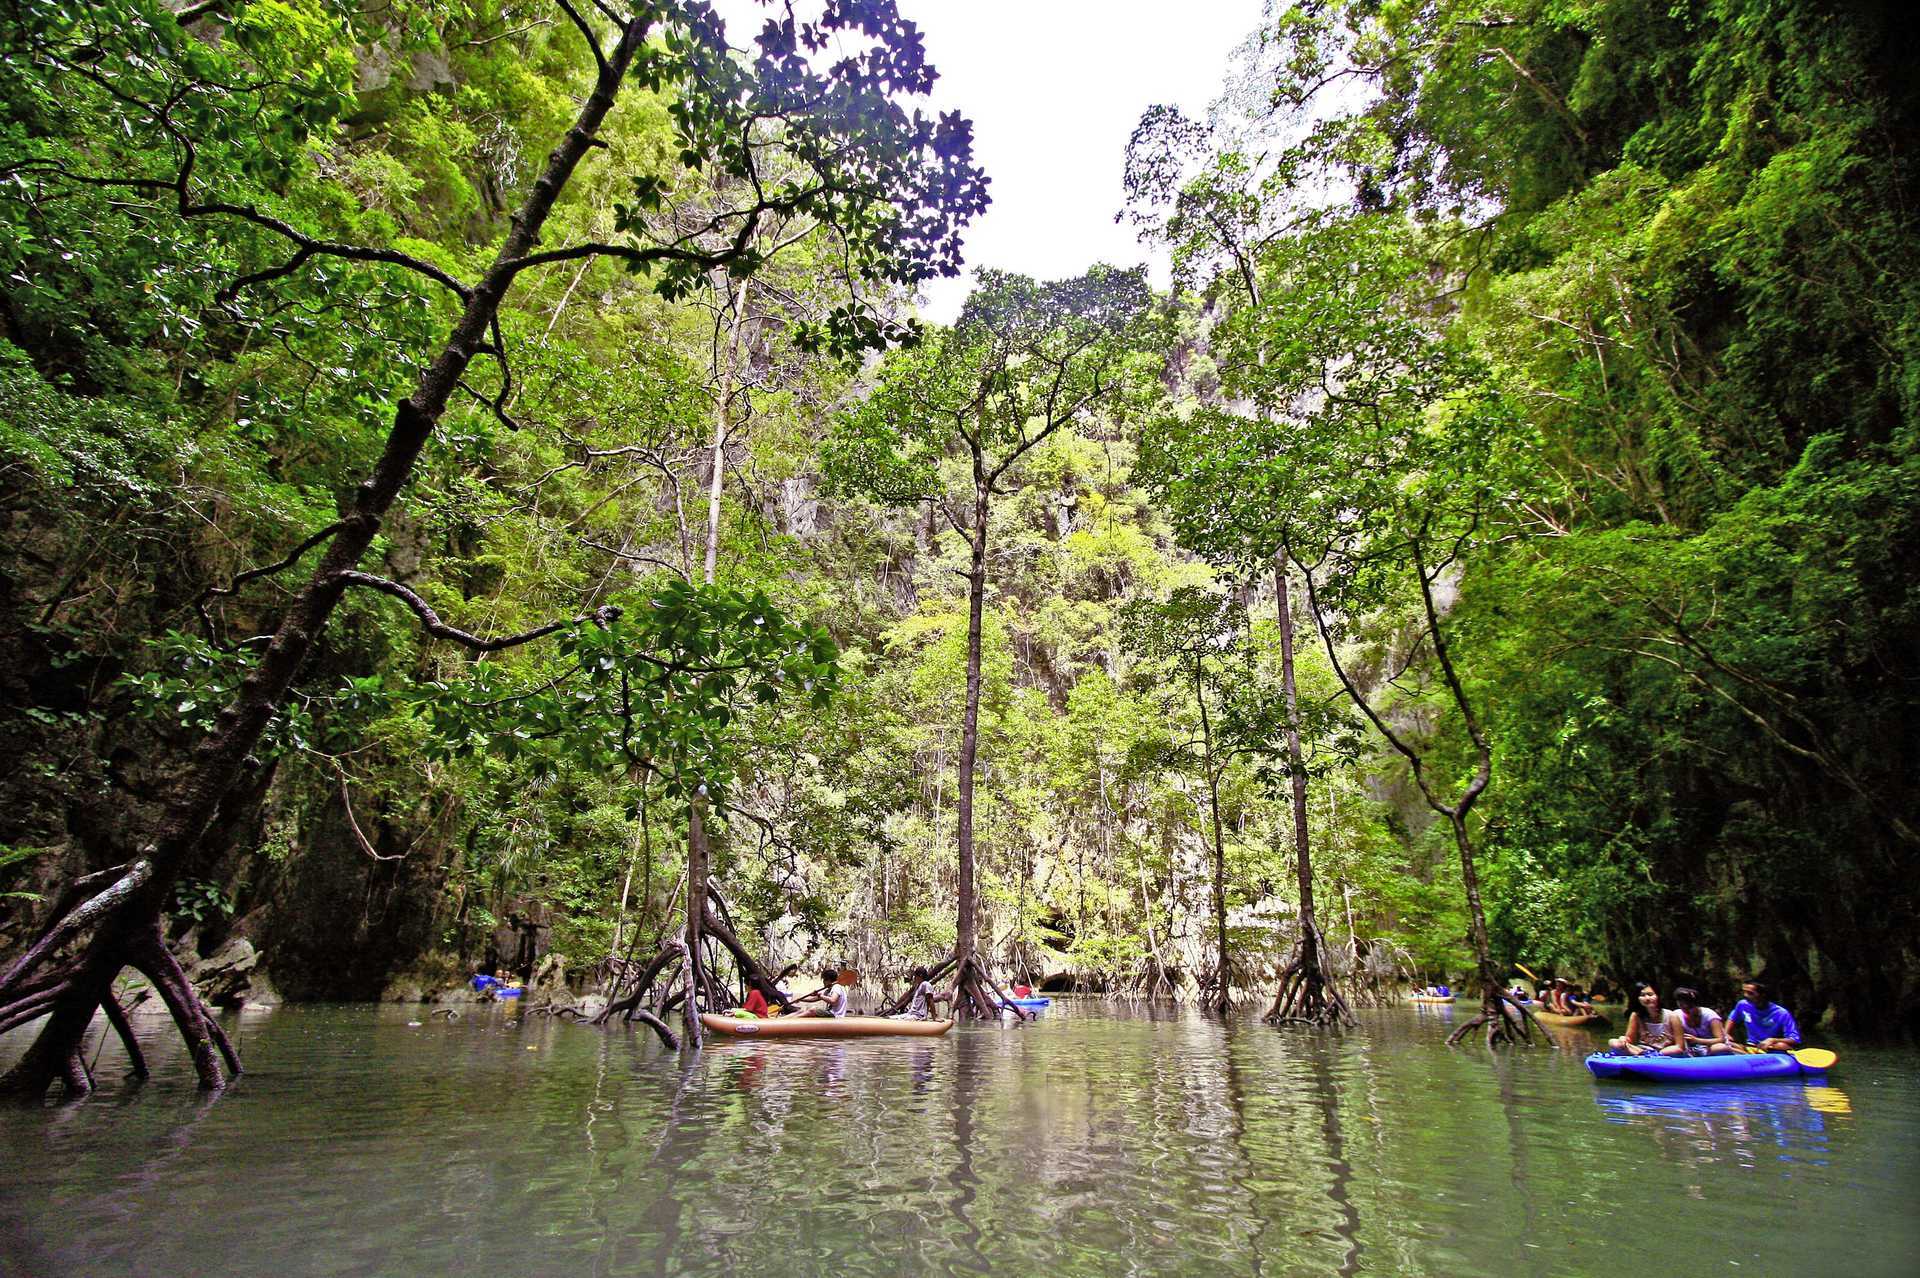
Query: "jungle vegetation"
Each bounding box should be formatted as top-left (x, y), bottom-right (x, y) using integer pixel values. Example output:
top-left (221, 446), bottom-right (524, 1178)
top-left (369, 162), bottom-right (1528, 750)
top-left (1, 0), bottom-right (1915, 1094)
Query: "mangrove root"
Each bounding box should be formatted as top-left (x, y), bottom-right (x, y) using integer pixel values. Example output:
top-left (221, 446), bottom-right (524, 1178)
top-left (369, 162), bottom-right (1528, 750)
top-left (1264, 930), bottom-right (1357, 1028)
top-left (1446, 987), bottom-right (1556, 1049)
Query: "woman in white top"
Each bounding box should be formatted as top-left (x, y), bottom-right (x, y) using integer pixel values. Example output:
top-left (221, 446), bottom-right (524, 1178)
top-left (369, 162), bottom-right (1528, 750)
top-left (1674, 985), bottom-right (1729, 1055)
top-left (1608, 982), bottom-right (1687, 1056)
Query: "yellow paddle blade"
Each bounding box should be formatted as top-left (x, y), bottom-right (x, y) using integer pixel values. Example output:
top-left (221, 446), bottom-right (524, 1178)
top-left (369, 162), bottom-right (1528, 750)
top-left (1794, 1047), bottom-right (1838, 1070)
top-left (1515, 962), bottom-right (1541, 982)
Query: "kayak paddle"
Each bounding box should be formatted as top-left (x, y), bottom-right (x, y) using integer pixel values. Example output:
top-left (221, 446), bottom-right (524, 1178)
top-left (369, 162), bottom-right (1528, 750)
top-left (1730, 1042), bottom-right (1838, 1071)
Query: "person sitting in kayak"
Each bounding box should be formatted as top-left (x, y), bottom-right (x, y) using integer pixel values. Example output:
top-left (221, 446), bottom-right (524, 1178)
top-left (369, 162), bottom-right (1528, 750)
top-left (1561, 982), bottom-right (1595, 1015)
top-left (1673, 986), bottom-right (1729, 1055)
top-left (890, 966), bottom-right (949, 1021)
top-left (792, 967), bottom-right (850, 1018)
top-left (1608, 982), bottom-right (1686, 1056)
top-left (1726, 979), bottom-right (1800, 1050)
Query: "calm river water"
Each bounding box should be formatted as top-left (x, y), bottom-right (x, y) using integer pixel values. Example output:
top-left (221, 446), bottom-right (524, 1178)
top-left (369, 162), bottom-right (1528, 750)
top-left (1, 1000), bottom-right (1914, 1276)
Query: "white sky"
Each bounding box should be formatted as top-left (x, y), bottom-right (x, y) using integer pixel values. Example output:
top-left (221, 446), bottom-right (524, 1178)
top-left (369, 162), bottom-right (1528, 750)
top-left (713, 1), bottom-right (1266, 321)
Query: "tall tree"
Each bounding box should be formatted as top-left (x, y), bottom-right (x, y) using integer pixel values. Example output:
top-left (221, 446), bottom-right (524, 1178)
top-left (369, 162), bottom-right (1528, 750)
top-left (824, 266), bottom-right (1150, 1017)
top-left (1126, 71), bottom-right (1359, 1026)
top-left (1251, 213), bottom-right (1546, 1045)
top-left (1119, 587), bottom-right (1248, 1014)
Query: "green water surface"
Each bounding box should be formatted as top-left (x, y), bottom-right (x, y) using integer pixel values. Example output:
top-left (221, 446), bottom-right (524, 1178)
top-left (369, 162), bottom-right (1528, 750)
top-left (0, 1001), bottom-right (1913, 1276)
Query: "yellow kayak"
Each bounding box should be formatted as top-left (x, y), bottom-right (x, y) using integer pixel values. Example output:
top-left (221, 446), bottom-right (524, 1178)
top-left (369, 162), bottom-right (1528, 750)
top-left (1408, 994), bottom-right (1455, 1005)
top-left (1527, 1007), bottom-right (1610, 1027)
top-left (699, 1013), bottom-right (955, 1038)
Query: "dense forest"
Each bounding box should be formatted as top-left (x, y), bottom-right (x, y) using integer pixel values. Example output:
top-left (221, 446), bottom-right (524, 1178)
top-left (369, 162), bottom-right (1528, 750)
top-left (1, 0), bottom-right (1915, 1094)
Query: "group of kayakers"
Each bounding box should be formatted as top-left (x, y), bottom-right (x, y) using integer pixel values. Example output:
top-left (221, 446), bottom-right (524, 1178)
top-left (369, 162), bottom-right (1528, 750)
top-left (1607, 978), bottom-right (1802, 1057)
top-left (724, 963), bottom-right (1045, 1023)
top-left (1537, 978), bottom-right (1596, 1015)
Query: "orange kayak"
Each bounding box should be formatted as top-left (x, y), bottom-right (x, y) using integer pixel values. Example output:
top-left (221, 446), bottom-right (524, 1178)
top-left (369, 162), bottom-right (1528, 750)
top-left (699, 1013), bottom-right (955, 1038)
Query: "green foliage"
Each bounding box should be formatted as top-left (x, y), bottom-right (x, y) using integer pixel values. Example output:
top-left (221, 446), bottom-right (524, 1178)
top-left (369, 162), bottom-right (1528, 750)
top-left (4, 0), bottom-right (1911, 1031)
top-left (1125, 0), bottom-right (1920, 1022)
top-left (171, 877), bottom-right (235, 927)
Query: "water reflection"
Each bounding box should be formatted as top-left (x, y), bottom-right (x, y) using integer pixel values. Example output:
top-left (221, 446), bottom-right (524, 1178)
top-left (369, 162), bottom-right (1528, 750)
top-left (1304, 1039), bottom-right (1364, 1277)
top-left (1593, 1081), bottom-right (1847, 1170)
top-left (0, 1004), bottom-right (1912, 1278)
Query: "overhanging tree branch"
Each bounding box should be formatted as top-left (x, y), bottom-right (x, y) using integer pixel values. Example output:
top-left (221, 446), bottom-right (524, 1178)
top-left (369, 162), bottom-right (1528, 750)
top-left (335, 571), bottom-right (620, 652)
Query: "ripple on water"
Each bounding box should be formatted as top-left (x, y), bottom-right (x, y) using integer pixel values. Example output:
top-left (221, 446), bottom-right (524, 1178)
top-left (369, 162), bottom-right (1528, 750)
top-left (2, 1002), bottom-right (1917, 1277)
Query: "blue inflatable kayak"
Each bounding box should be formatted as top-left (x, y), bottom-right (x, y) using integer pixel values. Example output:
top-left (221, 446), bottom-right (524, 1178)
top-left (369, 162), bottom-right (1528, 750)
top-left (1585, 1051), bottom-right (1824, 1083)
top-left (999, 996), bottom-right (1051, 1011)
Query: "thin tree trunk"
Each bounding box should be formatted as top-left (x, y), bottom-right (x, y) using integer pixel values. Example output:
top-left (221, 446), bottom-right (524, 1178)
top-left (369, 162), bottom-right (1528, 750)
top-left (607, 770), bottom-right (647, 981)
top-left (703, 275), bottom-right (751, 585)
top-left (684, 799), bottom-right (710, 1030)
top-left (946, 463), bottom-right (1025, 1021)
top-left (1276, 560), bottom-right (1317, 945)
top-left (1296, 546), bottom-right (1517, 1043)
top-left (956, 474), bottom-right (989, 963)
top-left (1195, 656), bottom-right (1230, 1013)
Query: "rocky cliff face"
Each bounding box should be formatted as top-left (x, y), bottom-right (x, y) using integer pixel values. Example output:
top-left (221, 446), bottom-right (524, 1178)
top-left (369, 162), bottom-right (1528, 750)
top-left (0, 482), bottom-right (481, 1005)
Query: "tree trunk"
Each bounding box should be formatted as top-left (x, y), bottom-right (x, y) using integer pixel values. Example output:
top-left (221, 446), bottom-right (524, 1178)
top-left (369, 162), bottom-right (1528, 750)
top-left (1294, 546), bottom-right (1525, 1044)
top-left (1276, 562), bottom-right (1316, 945)
top-left (684, 799), bottom-right (710, 1030)
top-left (607, 770), bottom-right (648, 983)
top-left (1265, 558), bottom-right (1352, 1027)
top-left (703, 275), bottom-right (751, 585)
top-left (1195, 656), bottom-right (1231, 1014)
top-left (946, 465), bottom-right (1024, 1022)
top-left (0, 18), bottom-right (651, 1096)
top-left (956, 475), bottom-right (988, 965)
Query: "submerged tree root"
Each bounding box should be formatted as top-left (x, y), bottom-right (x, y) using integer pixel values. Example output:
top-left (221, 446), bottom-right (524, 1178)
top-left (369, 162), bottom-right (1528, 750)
top-left (0, 861), bottom-right (238, 1099)
top-left (1264, 930), bottom-right (1357, 1028)
top-left (1446, 988), bottom-right (1555, 1048)
top-left (877, 951), bottom-right (1029, 1022)
top-left (1196, 957), bottom-right (1244, 1016)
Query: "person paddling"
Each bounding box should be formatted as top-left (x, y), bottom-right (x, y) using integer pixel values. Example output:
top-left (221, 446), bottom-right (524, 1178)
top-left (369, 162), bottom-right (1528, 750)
top-left (1726, 979), bottom-right (1801, 1051)
top-left (793, 967), bottom-right (850, 1019)
top-left (890, 966), bottom-right (949, 1021)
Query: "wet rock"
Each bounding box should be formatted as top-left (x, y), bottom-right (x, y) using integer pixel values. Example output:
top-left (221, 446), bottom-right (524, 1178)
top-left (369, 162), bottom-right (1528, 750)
top-left (244, 971), bottom-right (283, 1008)
top-left (532, 951), bottom-right (566, 992)
top-left (188, 936), bottom-right (260, 1008)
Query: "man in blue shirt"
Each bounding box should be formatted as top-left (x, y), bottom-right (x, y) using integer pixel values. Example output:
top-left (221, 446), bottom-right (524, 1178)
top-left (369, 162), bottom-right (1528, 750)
top-left (1726, 979), bottom-right (1801, 1050)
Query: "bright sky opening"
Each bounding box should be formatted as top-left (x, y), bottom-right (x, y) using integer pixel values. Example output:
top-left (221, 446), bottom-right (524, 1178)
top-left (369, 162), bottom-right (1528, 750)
top-left (715, 1), bottom-right (1266, 321)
